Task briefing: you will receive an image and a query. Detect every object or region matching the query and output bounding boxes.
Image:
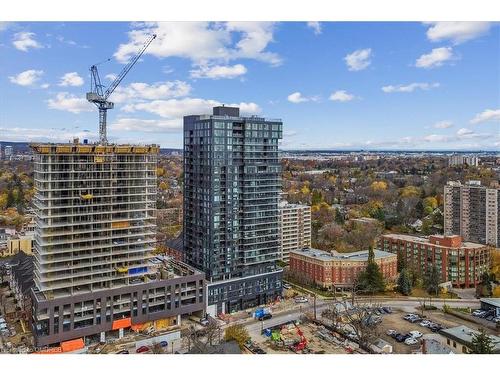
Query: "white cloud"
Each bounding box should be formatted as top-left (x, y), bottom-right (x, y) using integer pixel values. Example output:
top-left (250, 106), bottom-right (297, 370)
top-left (111, 81), bottom-right (191, 103)
top-left (415, 47), bottom-right (455, 69)
top-left (12, 32), bottom-right (43, 52)
top-left (122, 97), bottom-right (261, 119)
top-left (456, 128), bottom-right (474, 137)
top-left (470, 109), bottom-right (500, 124)
top-left (114, 22), bottom-right (281, 66)
top-left (344, 48), bottom-right (372, 71)
top-left (382, 82), bottom-right (440, 93)
top-left (329, 90), bottom-right (355, 102)
top-left (287, 92), bottom-right (309, 103)
top-left (110, 118), bottom-right (182, 133)
top-left (307, 22), bottom-right (322, 35)
top-left (47, 92), bottom-right (94, 114)
top-left (425, 22), bottom-right (491, 44)
top-left (59, 72), bottom-right (84, 87)
top-left (105, 73), bottom-right (117, 81)
top-left (433, 120), bottom-right (453, 129)
top-left (0, 126), bottom-right (97, 143)
top-left (8, 69), bottom-right (44, 86)
top-left (190, 64), bottom-right (247, 79)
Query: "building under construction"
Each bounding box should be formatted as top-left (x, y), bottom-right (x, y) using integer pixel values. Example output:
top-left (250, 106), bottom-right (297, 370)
top-left (30, 142), bottom-right (205, 348)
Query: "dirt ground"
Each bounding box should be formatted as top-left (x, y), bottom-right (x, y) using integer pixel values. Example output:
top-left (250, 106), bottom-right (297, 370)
top-left (260, 322), bottom-right (351, 354)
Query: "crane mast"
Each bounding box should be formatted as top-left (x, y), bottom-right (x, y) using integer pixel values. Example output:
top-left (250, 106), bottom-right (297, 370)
top-left (86, 34), bottom-right (157, 144)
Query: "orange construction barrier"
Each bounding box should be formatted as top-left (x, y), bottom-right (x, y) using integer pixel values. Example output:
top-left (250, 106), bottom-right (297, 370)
top-left (60, 338), bottom-right (85, 352)
top-left (112, 317), bottom-right (132, 330)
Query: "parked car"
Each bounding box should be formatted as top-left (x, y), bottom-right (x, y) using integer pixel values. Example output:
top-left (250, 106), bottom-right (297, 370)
top-left (409, 330), bottom-right (423, 339)
top-left (472, 309), bottom-right (485, 317)
top-left (419, 320), bottom-right (432, 327)
top-left (258, 313), bottom-right (273, 321)
top-left (116, 350), bottom-right (129, 354)
top-left (408, 316), bottom-right (422, 323)
top-left (386, 329), bottom-right (397, 337)
top-left (483, 311), bottom-right (494, 319)
top-left (382, 306), bottom-right (393, 314)
top-left (294, 296), bottom-right (308, 303)
top-left (159, 341), bottom-right (168, 347)
top-left (377, 308), bottom-right (386, 314)
top-left (492, 317), bottom-right (500, 323)
top-left (485, 315), bottom-right (495, 321)
top-left (136, 346), bottom-right (150, 353)
top-left (395, 334), bottom-right (406, 342)
top-left (405, 337), bottom-right (419, 345)
top-left (429, 323), bottom-right (443, 332)
top-left (282, 283), bottom-right (291, 290)
top-left (403, 314), bottom-right (419, 321)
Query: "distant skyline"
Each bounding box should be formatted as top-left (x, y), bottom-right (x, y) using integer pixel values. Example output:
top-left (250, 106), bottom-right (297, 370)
top-left (0, 21), bottom-right (499, 150)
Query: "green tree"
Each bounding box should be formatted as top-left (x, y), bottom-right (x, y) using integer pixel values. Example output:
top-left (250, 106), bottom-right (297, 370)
top-left (424, 265), bottom-right (440, 296)
top-left (6, 184), bottom-right (15, 208)
top-left (470, 328), bottom-right (494, 354)
top-left (397, 268), bottom-right (412, 296)
top-left (357, 247), bottom-right (386, 294)
top-left (311, 190), bottom-right (323, 205)
top-left (334, 208), bottom-right (345, 225)
top-left (396, 251), bottom-right (406, 272)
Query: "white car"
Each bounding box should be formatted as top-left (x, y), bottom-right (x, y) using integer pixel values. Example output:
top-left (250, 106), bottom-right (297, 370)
top-left (409, 330), bottom-right (423, 339)
top-left (419, 320), bottom-right (432, 327)
top-left (472, 310), bottom-right (485, 317)
top-left (405, 337), bottom-right (419, 345)
top-left (294, 296), bottom-right (308, 303)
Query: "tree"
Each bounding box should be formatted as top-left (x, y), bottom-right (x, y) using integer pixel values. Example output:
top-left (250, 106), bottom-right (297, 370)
top-left (470, 328), bottom-right (494, 354)
top-left (6, 185), bottom-right (15, 208)
top-left (424, 265), bottom-right (440, 296)
top-left (334, 208), bottom-right (345, 225)
top-left (357, 247), bottom-right (386, 294)
top-left (397, 269), bottom-right (412, 296)
top-left (224, 324), bottom-right (250, 349)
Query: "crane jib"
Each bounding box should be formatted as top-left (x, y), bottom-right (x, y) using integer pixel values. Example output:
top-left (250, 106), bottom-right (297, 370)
top-left (86, 33), bottom-right (157, 145)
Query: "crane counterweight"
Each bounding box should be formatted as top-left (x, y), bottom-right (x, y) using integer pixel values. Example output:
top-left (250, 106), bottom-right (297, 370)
top-left (86, 34), bottom-right (156, 144)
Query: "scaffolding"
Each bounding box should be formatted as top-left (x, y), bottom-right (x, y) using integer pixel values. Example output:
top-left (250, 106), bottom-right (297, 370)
top-left (30, 142), bottom-right (160, 298)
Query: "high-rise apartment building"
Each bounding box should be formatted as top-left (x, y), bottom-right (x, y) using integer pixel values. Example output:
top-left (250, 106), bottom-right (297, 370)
top-left (444, 181), bottom-right (499, 247)
top-left (448, 154), bottom-right (479, 167)
top-left (279, 201), bottom-right (311, 263)
top-left (183, 106), bottom-right (283, 315)
top-left (30, 143), bottom-right (205, 347)
top-left (5, 145), bottom-right (13, 160)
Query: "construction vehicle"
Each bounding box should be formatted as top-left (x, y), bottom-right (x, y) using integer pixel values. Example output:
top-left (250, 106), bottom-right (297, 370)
top-left (254, 307), bottom-right (271, 320)
top-left (86, 34), bottom-right (156, 144)
top-left (291, 323), bottom-right (308, 352)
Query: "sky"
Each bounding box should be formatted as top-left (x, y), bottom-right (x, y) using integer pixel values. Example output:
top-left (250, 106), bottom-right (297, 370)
top-left (0, 21), bottom-right (499, 150)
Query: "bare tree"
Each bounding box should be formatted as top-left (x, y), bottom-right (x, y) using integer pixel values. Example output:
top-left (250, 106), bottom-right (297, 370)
top-left (321, 298), bottom-right (381, 351)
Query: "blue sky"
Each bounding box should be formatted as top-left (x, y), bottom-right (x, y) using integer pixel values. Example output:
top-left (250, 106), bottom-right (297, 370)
top-left (0, 21), bottom-right (499, 150)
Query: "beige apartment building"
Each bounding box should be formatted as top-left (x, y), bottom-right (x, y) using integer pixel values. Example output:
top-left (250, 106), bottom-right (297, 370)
top-left (444, 181), bottom-right (499, 247)
top-left (279, 201), bottom-right (311, 263)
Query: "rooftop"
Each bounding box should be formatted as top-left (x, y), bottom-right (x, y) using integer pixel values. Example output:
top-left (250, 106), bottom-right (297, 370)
top-left (381, 233), bottom-right (485, 249)
top-left (440, 325), bottom-right (500, 353)
top-left (480, 298), bottom-right (500, 308)
top-left (279, 200), bottom-right (310, 209)
top-left (290, 247), bottom-right (396, 262)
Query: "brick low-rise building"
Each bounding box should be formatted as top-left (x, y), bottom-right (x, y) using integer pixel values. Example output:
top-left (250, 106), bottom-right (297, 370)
top-left (289, 248), bottom-right (397, 289)
top-left (378, 234), bottom-right (491, 288)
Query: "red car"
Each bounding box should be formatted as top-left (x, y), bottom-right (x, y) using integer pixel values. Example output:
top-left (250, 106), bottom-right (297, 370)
top-left (136, 346), bottom-right (150, 353)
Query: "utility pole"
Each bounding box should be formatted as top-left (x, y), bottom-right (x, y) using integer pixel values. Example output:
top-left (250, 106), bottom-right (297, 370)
top-left (313, 294), bottom-right (317, 320)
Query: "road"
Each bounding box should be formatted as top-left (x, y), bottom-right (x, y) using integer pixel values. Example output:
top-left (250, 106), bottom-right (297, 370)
top-left (242, 297), bottom-right (480, 342)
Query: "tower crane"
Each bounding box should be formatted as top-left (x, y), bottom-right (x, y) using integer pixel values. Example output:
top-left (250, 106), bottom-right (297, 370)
top-left (86, 34), bottom-right (157, 144)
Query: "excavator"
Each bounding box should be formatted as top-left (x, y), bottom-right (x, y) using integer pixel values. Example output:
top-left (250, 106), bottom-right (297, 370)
top-left (291, 323), bottom-right (308, 353)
